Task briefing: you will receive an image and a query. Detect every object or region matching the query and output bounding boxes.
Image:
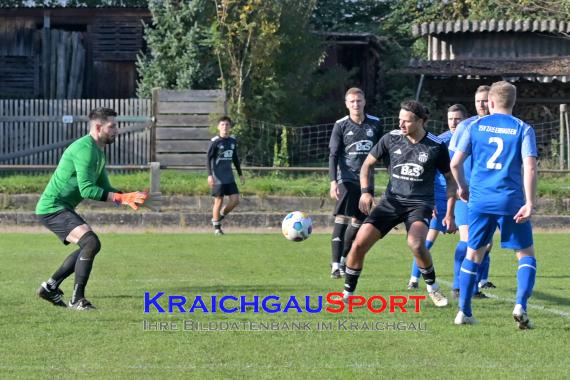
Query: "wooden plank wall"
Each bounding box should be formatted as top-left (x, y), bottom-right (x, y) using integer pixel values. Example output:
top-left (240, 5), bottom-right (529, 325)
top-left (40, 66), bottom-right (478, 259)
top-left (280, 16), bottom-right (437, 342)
top-left (0, 98), bottom-right (151, 166)
top-left (154, 89), bottom-right (226, 166)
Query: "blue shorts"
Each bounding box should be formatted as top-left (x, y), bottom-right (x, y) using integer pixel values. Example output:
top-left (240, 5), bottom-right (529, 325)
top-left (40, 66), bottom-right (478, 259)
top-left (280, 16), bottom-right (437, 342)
top-left (429, 198), bottom-right (448, 232)
top-left (455, 199), bottom-right (468, 226)
top-left (468, 210), bottom-right (533, 250)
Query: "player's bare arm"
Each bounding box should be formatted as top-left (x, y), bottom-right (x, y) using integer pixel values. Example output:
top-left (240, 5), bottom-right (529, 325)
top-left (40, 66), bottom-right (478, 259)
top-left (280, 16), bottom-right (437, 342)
top-left (358, 154), bottom-right (377, 215)
top-left (450, 151), bottom-right (469, 202)
top-left (443, 171), bottom-right (458, 232)
top-left (514, 156), bottom-right (537, 224)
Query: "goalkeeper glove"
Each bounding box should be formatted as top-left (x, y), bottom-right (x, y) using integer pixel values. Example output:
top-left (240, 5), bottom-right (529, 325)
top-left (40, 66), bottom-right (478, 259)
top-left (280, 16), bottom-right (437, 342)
top-left (112, 191), bottom-right (148, 210)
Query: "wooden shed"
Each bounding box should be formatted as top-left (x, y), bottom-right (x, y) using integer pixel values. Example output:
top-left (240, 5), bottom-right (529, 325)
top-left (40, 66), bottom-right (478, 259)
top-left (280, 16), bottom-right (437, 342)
top-left (397, 19), bottom-right (570, 122)
top-left (318, 32), bottom-right (391, 108)
top-left (0, 7), bottom-right (150, 99)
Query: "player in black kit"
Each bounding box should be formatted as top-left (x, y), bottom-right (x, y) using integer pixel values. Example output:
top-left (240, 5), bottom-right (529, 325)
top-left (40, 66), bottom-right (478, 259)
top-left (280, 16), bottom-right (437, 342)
top-left (207, 116), bottom-right (244, 235)
top-left (338, 100), bottom-right (457, 307)
top-left (328, 87), bottom-right (382, 279)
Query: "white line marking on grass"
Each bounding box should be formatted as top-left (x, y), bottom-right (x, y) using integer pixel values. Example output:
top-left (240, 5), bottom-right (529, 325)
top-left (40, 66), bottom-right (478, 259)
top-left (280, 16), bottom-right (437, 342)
top-left (439, 279), bottom-right (570, 319)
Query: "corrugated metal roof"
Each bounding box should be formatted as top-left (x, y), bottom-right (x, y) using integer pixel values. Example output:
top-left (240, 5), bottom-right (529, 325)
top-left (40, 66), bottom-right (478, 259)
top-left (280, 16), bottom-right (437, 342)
top-left (412, 20), bottom-right (570, 37)
top-left (396, 58), bottom-right (570, 82)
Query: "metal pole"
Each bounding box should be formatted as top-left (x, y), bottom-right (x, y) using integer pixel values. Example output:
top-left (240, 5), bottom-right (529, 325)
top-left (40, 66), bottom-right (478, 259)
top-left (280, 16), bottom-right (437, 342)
top-left (565, 106), bottom-right (570, 170)
top-left (415, 74), bottom-right (425, 101)
top-left (149, 161), bottom-right (161, 212)
top-left (560, 104), bottom-right (566, 170)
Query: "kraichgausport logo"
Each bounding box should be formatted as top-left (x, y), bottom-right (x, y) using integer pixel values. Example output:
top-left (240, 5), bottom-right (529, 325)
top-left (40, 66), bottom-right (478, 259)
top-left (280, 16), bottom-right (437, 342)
top-left (144, 292), bottom-right (426, 314)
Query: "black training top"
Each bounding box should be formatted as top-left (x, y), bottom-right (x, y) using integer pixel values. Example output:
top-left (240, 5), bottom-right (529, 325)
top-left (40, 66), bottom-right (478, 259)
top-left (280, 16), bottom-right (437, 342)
top-left (206, 135), bottom-right (243, 185)
top-left (328, 114), bottom-right (382, 185)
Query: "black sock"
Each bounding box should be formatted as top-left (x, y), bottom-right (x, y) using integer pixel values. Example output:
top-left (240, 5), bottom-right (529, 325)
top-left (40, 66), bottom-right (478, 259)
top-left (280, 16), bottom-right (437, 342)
top-left (72, 232), bottom-right (101, 303)
top-left (48, 249), bottom-right (81, 289)
top-left (344, 266), bottom-right (362, 293)
top-left (342, 222), bottom-right (361, 261)
top-left (419, 264), bottom-right (436, 286)
top-left (212, 219), bottom-right (222, 230)
top-left (331, 222), bottom-right (348, 264)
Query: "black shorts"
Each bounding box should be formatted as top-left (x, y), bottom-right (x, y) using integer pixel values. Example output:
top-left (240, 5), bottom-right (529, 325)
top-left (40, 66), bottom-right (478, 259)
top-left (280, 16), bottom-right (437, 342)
top-left (333, 181), bottom-right (372, 221)
top-left (38, 209), bottom-right (87, 245)
top-left (364, 196), bottom-right (433, 238)
top-left (211, 182), bottom-right (239, 197)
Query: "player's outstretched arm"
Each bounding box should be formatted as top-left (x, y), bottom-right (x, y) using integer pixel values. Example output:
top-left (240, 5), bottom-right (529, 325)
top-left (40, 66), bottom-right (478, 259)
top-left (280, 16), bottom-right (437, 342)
top-left (109, 191), bottom-right (148, 210)
top-left (514, 156), bottom-right (537, 224)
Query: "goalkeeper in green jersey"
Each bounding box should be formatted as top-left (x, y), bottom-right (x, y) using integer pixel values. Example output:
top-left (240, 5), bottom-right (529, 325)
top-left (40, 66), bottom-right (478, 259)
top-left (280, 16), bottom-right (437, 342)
top-left (35, 107), bottom-right (147, 310)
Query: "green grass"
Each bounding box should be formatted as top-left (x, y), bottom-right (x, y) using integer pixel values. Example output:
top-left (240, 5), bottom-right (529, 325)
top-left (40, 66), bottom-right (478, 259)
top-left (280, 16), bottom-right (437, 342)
top-left (1, 170), bottom-right (569, 198)
top-left (1, 232), bottom-right (569, 378)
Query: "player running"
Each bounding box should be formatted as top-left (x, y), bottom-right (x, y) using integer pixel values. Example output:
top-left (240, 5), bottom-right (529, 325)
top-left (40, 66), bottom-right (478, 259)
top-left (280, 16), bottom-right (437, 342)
top-left (407, 104), bottom-right (465, 289)
top-left (339, 100), bottom-right (457, 307)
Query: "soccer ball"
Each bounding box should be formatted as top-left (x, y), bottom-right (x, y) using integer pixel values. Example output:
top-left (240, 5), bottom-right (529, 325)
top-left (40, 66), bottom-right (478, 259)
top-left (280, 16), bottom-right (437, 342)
top-left (282, 211), bottom-right (312, 242)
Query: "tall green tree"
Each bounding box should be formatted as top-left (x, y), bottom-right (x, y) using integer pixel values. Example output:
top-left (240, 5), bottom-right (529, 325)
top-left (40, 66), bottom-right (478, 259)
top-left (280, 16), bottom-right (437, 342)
top-left (136, 0), bottom-right (217, 98)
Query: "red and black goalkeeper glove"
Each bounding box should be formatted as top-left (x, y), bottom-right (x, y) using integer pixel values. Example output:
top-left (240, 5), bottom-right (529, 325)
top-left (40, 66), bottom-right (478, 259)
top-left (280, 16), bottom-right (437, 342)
top-left (112, 191), bottom-right (148, 210)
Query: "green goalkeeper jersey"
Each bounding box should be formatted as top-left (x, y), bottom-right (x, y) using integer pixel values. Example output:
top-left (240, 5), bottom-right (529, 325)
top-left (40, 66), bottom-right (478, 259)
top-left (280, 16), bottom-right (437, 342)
top-left (36, 135), bottom-right (118, 214)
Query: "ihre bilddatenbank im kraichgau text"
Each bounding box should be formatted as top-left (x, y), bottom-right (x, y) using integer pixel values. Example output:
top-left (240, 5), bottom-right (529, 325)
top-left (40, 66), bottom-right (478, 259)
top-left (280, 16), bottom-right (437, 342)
top-left (142, 292), bottom-right (428, 332)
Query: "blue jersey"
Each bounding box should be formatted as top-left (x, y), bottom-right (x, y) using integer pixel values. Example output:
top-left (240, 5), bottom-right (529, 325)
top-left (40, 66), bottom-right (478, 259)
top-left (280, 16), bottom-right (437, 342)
top-left (456, 113), bottom-right (537, 215)
top-left (433, 130), bottom-right (453, 200)
top-left (449, 116), bottom-right (478, 185)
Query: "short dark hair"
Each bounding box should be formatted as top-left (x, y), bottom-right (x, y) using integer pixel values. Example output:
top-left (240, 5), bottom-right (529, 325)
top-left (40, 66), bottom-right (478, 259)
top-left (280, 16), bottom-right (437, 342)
top-left (89, 107), bottom-right (117, 122)
top-left (218, 116), bottom-right (233, 126)
top-left (400, 100), bottom-right (429, 121)
top-left (448, 103), bottom-right (468, 117)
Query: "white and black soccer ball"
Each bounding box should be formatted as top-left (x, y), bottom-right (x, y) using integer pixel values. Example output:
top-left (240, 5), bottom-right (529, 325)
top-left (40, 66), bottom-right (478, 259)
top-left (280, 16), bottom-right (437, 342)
top-left (282, 211), bottom-right (312, 242)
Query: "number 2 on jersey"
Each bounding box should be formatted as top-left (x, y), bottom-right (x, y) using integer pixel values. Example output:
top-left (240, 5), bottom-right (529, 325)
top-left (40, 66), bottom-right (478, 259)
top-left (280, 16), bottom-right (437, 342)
top-left (486, 137), bottom-right (503, 170)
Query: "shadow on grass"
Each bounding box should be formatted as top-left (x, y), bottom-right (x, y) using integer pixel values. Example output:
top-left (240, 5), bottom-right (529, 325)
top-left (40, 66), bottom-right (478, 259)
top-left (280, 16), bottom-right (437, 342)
top-left (529, 290), bottom-right (570, 307)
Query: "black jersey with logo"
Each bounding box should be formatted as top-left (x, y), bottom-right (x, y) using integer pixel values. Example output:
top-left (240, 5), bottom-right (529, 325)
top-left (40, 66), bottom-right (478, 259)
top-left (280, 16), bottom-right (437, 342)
top-left (370, 130), bottom-right (450, 206)
top-left (329, 114), bottom-right (382, 185)
top-left (206, 135), bottom-right (243, 185)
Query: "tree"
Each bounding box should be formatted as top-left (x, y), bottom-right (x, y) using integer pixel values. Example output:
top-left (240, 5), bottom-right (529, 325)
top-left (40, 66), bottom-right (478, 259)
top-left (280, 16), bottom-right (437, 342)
top-left (136, 0), bottom-right (217, 98)
top-left (311, 0), bottom-right (390, 33)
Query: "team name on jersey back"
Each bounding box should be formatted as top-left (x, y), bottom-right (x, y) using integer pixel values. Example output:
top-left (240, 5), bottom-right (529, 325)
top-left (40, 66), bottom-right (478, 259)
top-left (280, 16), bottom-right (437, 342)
top-left (462, 114), bottom-right (537, 215)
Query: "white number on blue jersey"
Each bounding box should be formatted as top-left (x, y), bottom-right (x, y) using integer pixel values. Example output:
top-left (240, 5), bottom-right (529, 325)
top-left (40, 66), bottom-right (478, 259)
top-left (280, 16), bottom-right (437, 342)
top-left (486, 137), bottom-right (503, 170)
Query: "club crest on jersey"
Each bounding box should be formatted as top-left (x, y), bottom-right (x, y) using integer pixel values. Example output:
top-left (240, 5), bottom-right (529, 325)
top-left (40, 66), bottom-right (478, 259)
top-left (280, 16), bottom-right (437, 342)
top-left (366, 129), bottom-right (373, 137)
top-left (418, 152), bottom-right (428, 163)
top-left (231, 144), bottom-right (235, 149)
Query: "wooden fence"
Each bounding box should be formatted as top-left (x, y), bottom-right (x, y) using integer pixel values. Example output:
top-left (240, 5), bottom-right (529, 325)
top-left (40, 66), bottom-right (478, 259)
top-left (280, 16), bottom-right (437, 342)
top-left (0, 89), bottom-right (226, 168)
top-left (0, 98), bottom-right (152, 165)
top-left (154, 89), bottom-right (226, 166)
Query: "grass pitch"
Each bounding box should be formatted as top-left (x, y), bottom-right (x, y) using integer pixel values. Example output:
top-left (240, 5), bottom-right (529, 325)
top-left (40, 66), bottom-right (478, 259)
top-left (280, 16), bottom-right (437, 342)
top-left (1, 232), bottom-right (569, 379)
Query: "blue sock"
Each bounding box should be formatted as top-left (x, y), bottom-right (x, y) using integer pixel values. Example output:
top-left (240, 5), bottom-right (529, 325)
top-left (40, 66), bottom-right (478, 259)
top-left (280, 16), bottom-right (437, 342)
top-left (453, 241), bottom-right (467, 289)
top-left (480, 251), bottom-right (491, 283)
top-left (516, 256), bottom-right (537, 310)
top-left (459, 258), bottom-right (479, 317)
top-left (410, 260), bottom-right (421, 280)
top-left (425, 240), bottom-right (434, 251)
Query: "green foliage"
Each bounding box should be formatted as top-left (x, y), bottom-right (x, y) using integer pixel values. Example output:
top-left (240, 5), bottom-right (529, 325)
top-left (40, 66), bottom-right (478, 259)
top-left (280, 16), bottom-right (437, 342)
top-left (0, 0), bottom-right (149, 6)
top-left (136, 0), bottom-right (218, 98)
top-left (311, 0), bottom-right (390, 32)
top-left (272, 127), bottom-right (290, 168)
